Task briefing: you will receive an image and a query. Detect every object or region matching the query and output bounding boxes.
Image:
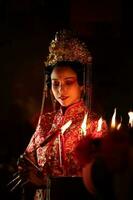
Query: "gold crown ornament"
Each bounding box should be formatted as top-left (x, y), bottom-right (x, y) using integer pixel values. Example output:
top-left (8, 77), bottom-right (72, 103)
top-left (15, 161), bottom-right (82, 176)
top-left (44, 30), bottom-right (92, 67)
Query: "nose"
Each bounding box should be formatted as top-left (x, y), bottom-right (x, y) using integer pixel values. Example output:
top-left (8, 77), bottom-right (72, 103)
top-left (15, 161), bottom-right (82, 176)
top-left (58, 83), bottom-right (66, 94)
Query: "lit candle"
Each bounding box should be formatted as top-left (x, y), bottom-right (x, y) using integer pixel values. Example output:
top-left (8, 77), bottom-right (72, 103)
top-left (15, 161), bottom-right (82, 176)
top-left (128, 111), bottom-right (133, 128)
top-left (111, 108), bottom-right (122, 131)
top-left (81, 113), bottom-right (88, 136)
top-left (116, 117), bottom-right (122, 130)
top-left (128, 111), bottom-right (133, 139)
top-left (97, 117), bottom-right (103, 132)
top-left (111, 108), bottom-right (117, 129)
top-left (61, 120), bottom-right (72, 134)
top-left (93, 117), bottom-right (104, 137)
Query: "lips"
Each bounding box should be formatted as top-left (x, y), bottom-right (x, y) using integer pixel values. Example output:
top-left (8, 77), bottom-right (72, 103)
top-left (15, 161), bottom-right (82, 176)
top-left (59, 96), bottom-right (69, 100)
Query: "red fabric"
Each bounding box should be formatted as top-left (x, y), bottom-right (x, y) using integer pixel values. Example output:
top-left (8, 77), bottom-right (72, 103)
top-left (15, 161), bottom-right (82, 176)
top-left (25, 100), bottom-right (106, 177)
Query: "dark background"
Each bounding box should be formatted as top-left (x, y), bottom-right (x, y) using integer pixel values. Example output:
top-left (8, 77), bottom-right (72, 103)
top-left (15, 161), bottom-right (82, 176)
top-left (0, 0), bottom-right (132, 199)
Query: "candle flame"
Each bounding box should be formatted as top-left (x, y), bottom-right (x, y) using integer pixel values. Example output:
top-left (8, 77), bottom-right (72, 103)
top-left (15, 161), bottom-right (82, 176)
top-left (111, 108), bottom-right (117, 128)
top-left (97, 117), bottom-right (103, 132)
top-left (128, 111), bottom-right (133, 127)
top-left (117, 117), bottom-right (122, 130)
top-left (117, 123), bottom-right (121, 130)
top-left (81, 113), bottom-right (88, 136)
top-left (61, 120), bottom-right (72, 134)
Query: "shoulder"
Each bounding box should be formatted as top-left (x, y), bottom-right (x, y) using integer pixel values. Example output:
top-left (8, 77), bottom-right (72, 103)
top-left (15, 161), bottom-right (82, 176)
top-left (38, 111), bottom-right (56, 129)
top-left (40, 111), bottom-right (56, 121)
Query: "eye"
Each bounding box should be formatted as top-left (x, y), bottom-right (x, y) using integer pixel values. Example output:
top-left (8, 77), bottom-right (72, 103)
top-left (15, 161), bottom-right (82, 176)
top-left (65, 79), bottom-right (76, 85)
top-left (52, 81), bottom-right (59, 87)
top-left (65, 80), bottom-right (73, 85)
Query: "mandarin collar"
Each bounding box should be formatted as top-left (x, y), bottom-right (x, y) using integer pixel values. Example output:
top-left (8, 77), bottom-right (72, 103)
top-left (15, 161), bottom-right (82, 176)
top-left (60, 100), bottom-right (87, 116)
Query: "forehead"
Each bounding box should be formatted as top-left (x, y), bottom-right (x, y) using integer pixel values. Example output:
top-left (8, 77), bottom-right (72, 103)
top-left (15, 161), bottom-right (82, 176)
top-left (51, 66), bottom-right (77, 79)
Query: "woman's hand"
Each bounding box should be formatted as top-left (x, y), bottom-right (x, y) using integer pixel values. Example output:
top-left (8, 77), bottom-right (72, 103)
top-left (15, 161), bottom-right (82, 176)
top-left (26, 165), bottom-right (47, 188)
top-left (17, 155), bottom-right (47, 188)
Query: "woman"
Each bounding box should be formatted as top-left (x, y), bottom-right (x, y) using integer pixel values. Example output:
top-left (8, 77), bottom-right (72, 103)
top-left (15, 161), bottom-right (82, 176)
top-left (18, 30), bottom-right (106, 200)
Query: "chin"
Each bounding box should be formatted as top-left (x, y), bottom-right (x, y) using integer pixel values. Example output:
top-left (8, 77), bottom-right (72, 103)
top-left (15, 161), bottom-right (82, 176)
top-left (58, 99), bottom-right (69, 107)
top-left (60, 102), bottom-right (70, 107)
top-left (59, 99), bottom-right (78, 107)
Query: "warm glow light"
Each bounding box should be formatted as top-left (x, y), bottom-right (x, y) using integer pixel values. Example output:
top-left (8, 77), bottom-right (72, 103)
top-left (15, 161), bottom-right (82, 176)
top-left (128, 111), bottom-right (133, 127)
top-left (116, 117), bottom-right (122, 130)
top-left (81, 113), bottom-right (88, 136)
top-left (117, 123), bottom-right (121, 130)
top-left (111, 108), bottom-right (117, 128)
top-left (61, 120), bottom-right (72, 134)
top-left (97, 117), bottom-right (103, 132)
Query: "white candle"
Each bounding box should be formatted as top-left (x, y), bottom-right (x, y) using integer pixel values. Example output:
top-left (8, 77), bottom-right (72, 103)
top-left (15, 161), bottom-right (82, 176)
top-left (81, 113), bottom-right (88, 136)
top-left (128, 111), bottom-right (133, 127)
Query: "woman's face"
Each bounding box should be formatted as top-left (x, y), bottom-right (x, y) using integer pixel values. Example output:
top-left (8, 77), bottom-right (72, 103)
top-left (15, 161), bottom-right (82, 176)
top-left (51, 66), bottom-right (83, 107)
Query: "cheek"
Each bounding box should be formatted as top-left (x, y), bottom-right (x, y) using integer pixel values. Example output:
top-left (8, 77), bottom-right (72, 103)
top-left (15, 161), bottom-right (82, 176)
top-left (51, 87), bottom-right (57, 96)
top-left (75, 86), bottom-right (83, 97)
top-left (69, 86), bottom-right (81, 97)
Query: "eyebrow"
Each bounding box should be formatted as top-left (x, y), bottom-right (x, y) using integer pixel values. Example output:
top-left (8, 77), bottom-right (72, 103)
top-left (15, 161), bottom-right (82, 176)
top-left (51, 77), bottom-right (77, 80)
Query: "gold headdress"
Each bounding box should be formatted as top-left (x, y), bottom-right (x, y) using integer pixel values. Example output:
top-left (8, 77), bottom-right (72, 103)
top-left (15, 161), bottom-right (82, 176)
top-left (45, 30), bottom-right (92, 67)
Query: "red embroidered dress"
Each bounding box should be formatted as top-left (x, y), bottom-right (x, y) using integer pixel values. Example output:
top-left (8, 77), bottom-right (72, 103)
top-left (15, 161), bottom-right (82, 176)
top-left (25, 100), bottom-right (102, 199)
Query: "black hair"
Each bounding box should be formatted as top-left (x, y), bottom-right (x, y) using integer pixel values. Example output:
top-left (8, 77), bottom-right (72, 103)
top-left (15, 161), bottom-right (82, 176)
top-left (45, 61), bottom-right (86, 89)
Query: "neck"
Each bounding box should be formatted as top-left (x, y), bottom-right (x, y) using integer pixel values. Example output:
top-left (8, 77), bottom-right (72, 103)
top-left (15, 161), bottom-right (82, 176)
top-left (61, 106), bottom-right (67, 115)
